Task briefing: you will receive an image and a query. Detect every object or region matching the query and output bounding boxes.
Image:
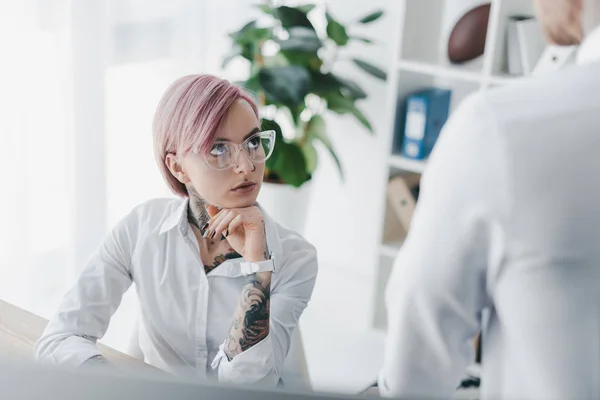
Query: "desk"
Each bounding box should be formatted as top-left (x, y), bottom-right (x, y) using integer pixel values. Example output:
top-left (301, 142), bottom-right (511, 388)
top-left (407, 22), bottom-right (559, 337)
top-left (0, 299), bottom-right (158, 372)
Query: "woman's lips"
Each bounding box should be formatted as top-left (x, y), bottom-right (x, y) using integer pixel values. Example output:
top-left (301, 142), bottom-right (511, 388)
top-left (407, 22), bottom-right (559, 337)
top-left (231, 182), bottom-right (257, 194)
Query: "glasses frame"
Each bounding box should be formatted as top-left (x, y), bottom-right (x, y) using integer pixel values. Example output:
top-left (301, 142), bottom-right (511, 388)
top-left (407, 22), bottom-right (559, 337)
top-left (201, 130), bottom-right (276, 171)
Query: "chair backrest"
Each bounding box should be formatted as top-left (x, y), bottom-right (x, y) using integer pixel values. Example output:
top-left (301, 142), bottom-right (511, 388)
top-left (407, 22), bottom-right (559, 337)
top-left (280, 327), bottom-right (311, 390)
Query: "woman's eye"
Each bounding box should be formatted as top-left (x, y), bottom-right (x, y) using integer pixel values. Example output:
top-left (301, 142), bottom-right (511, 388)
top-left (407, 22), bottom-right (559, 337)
top-left (248, 136), bottom-right (260, 148)
top-left (210, 143), bottom-right (228, 156)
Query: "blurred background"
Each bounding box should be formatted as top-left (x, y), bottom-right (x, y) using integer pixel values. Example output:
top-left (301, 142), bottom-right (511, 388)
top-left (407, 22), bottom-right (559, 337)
top-left (0, 0), bottom-right (543, 395)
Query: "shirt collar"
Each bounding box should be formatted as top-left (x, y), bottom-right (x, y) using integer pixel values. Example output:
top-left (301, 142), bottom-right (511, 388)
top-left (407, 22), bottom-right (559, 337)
top-left (577, 25), bottom-right (600, 65)
top-left (158, 197), bottom-right (283, 269)
top-left (159, 197), bottom-right (190, 235)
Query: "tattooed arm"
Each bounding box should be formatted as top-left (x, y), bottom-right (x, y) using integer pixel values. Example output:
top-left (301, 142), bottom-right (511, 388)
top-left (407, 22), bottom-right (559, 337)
top-left (224, 272), bottom-right (271, 360)
top-left (204, 203), bottom-right (317, 385)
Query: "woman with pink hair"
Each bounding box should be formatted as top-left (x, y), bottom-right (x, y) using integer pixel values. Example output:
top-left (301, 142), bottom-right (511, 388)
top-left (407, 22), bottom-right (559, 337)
top-left (33, 74), bottom-right (318, 387)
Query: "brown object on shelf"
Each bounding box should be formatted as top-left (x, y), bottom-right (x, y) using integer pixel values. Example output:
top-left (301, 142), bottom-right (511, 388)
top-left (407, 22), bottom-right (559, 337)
top-left (387, 174), bottom-right (420, 232)
top-left (0, 299), bottom-right (159, 372)
top-left (383, 198), bottom-right (408, 247)
top-left (448, 3), bottom-right (491, 63)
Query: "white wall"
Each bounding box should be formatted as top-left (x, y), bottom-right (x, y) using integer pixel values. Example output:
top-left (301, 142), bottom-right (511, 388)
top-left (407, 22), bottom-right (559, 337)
top-left (303, 0), bottom-right (400, 329)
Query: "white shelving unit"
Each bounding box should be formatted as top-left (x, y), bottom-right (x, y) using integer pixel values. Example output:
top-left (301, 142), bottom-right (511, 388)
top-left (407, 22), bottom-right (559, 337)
top-left (372, 0), bottom-right (536, 329)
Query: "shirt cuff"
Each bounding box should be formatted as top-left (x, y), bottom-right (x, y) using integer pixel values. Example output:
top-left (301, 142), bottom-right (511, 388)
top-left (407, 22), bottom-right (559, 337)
top-left (211, 334), bottom-right (276, 385)
top-left (50, 336), bottom-right (102, 368)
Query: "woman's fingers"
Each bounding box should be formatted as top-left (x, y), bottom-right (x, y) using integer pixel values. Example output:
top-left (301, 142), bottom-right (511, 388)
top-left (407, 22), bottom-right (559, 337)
top-left (205, 210), bottom-right (230, 237)
top-left (211, 211), bottom-right (238, 238)
top-left (226, 215), bottom-right (244, 237)
top-left (200, 206), bottom-right (255, 239)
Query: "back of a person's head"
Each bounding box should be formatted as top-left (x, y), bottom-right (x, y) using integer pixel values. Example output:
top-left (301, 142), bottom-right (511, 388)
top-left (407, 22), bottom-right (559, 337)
top-left (152, 74), bottom-right (259, 197)
top-left (534, 0), bottom-right (600, 45)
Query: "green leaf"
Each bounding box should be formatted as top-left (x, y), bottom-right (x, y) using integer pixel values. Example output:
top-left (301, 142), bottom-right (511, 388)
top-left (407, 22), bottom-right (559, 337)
top-left (276, 6), bottom-right (315, 31)
top-left (306, 115), bottom-right (328, 145)
top-left (335, 75), bottom-right (367, 100)
top-left (233, 20), bottom-right (257, 36)
top-left (308, 71), bottom-right (342, 95)
top-left (306, 115), bottom-right (344, 179)
top-left (241, 42), bottom-right (259, 62)
top-left (289, 104), bottom-right (305, 126)
top-left (326, 12), bottom-right (349, 46)
top-left (237, 73), bottom-right (261, 91)
top-left (222, 44), bottom-right (242, 68)
top-left (301, 140), bottom-right (318, 174)
top-left (281, 50), bottom-right (323, 69)
top-left (276, 143), bottom-right (310, 187)
top-left (262, 118), bottom-right (283, 170)
top-left (326, 93), bottom-right (373, 133)
top-left (358, 10), bottom-right (384, 24)
top-left (262, 118), bottom-right (310, 187)
top-left (350, 35), bottom-right (374, 44)
top-left (257, 4), bottom-right (275, 15)
top-left (276, 27), bottom-right (322, 52)
top-left (262, 53), bottom-right (290, 68)
top-left (258, 66), bottom-right (311, 110)
top-left (308, 72), bottom-right (367, 100)
top-left (230, 21), bottom-right (272, 46)
top-left (296, 4), bottom-right (316, 14)
top-left (352, 58), bottom-right (387, 80)
top-left (348, 104), bottom-right (373, 133)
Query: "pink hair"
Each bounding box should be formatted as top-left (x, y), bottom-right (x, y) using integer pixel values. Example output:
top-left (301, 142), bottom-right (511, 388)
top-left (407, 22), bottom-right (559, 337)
top-left (153, 74), bottom-right (259, 197)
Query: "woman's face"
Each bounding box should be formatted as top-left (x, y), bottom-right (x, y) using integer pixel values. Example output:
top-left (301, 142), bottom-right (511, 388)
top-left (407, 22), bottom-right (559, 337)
top-left (172, 100), bottom-right (265, 209)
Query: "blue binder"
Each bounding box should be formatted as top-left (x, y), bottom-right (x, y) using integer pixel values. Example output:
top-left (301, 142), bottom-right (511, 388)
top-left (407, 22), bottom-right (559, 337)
top-left (400, 89), bottom-right (451, 161)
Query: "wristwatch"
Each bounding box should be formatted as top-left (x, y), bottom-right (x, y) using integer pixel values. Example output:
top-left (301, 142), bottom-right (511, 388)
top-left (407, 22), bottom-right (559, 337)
top-left (240, 253), bottom-right (275, 275)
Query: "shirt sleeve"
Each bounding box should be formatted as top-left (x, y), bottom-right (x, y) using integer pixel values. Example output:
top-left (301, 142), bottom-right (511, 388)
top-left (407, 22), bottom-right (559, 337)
top-left (33, 216), bottom-right (134, 368)
top-left (211, 236), bottom-right (318, 386)
top-left (378, 93), bottom-right (509, 398)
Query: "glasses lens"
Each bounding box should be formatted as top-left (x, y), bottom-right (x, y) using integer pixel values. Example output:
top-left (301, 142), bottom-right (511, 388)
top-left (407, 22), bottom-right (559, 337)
top-left (205, 142), bottom-right (233, 170)
top-left (245, 131), bottom-right (275, 163)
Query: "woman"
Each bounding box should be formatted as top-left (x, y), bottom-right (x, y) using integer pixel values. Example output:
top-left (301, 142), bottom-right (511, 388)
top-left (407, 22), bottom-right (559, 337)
top-left (33, 74), bottom-right (318, 386)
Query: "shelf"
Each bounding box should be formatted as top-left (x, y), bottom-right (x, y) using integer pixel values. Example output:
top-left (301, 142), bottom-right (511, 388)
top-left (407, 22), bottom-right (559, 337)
top-left (380, 243), bottom-right (401, 258)
top-left (487, 73), bottom-right (526, 86)
top-left (389, 155), bottom-right (427, 174)
top-left (398, 59), bottom-right (483, 83)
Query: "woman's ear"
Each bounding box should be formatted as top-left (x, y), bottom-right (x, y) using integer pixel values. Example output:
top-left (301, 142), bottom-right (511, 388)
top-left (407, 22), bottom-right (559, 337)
top-left (165, 153), bottom-right (191, 184)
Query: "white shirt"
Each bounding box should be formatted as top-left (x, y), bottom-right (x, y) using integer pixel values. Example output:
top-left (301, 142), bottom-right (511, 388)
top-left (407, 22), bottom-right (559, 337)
top-left (33, 197), bottom-right (318, 386)
top-left (379, 28), bottom-right (600, 399)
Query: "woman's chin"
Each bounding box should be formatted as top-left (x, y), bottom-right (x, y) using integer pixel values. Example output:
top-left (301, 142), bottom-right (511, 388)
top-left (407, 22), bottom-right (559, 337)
top-left (222, 193), bottom-right (260, 209)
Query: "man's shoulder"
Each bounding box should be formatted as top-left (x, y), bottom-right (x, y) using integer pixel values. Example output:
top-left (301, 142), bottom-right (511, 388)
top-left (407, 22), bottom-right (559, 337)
top-left (482, 62), bottom-right (600, 124)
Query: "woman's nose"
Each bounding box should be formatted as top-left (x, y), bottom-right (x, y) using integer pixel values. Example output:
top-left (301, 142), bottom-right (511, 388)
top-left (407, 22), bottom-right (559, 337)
top-left (233, 148), bottom-right (254, 173)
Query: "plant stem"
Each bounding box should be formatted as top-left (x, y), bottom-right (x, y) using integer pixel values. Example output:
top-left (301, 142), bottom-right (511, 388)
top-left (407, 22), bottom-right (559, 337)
top-left (298, 114), bottom-right (314, 147)
top-left (256, 41), bottom-right (266, 107)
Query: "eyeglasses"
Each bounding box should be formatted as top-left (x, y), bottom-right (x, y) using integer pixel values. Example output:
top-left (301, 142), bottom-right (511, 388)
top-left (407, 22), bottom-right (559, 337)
top-left (197, 130), bottom-right (276, 171)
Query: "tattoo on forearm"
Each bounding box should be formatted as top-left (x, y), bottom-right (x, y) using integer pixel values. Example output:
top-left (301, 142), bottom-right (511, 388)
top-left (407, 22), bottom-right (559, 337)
top-left (224, 273), bottom-right (271, 360)
top-left (239, 276), bottom-right (270, 351)
top-left (204, 248), bottom-right (242, 274)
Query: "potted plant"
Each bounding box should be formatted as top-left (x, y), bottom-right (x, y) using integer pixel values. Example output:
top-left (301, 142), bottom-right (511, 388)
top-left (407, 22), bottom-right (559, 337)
top-left (223, 1), bottom-right (387, 232)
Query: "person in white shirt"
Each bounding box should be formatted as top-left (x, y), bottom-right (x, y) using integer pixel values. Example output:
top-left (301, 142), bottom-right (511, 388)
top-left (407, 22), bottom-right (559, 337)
top-left (33, 74), bottom-right (318, 387)
top-left (378, 0), bottom-right (600, 398)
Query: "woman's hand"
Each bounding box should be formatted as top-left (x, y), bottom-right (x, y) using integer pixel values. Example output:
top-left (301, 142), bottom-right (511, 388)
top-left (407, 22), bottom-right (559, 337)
top-left (204, 205), bottom-right (268, 262)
